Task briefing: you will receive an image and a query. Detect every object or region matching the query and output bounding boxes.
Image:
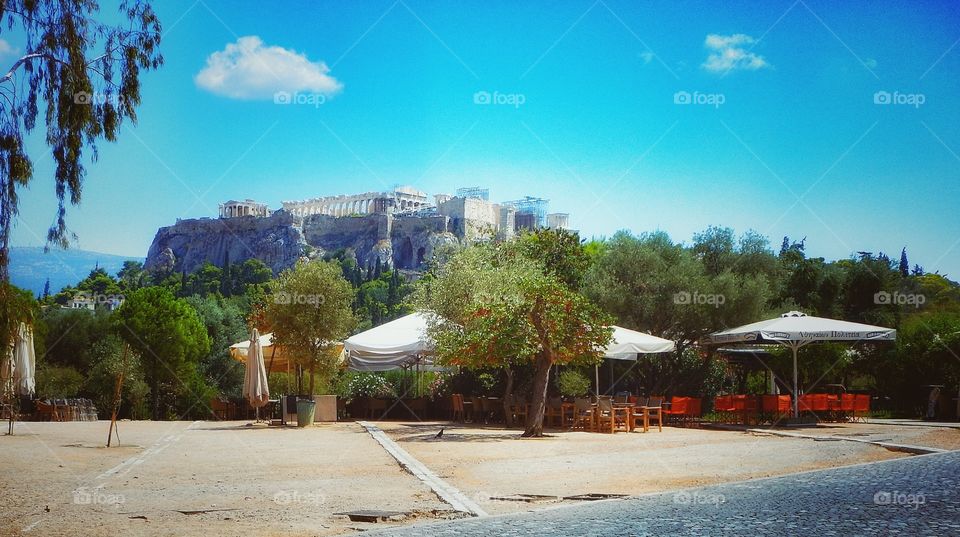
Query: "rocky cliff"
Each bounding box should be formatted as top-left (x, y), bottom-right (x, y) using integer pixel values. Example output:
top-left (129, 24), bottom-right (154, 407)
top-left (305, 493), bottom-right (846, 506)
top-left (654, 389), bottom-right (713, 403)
top-left (145, 211), bottom-right (459, 275)
top-left (145, 212), bottom-right (305, 274)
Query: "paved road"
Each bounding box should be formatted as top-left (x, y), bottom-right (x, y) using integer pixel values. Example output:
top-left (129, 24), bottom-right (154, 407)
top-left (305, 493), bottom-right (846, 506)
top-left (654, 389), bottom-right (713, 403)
top-left (369, 451), bottom-right (960, 536)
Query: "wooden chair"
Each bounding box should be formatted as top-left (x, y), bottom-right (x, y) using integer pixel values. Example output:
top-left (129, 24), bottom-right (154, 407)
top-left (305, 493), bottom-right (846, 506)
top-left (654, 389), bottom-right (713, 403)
top-left (469, 396), bottom-right (484, 423)
top-left (545, 397), bottom-right (564, 428)
top-left (451, 394), bottom-right (465, 422)
top-left (636, 397), bottom-right (663, 432)
top-left (210, 398), bottom-right (229, 420)
top-left (367, 398), bottom-right (388, 420)
top-left (507, 395), bottom-right (528, 426)
top-left (594, 397), bottom-right (614, 433)
top-left (573, 397), bottom-right (595, 431)
top-left (35, 400), bottom-right (60, 421)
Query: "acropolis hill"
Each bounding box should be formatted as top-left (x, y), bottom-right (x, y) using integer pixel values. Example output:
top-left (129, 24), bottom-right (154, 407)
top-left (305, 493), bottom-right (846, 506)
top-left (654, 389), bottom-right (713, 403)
top-left (145, 187), bottom-right (570, 275)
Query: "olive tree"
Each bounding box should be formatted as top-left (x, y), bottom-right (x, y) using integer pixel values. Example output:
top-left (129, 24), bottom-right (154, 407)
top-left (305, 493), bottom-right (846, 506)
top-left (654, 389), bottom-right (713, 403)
top-left (265, 260), bottom-right (356, 394)
top-left (417, 242), bottom-right (612, 437)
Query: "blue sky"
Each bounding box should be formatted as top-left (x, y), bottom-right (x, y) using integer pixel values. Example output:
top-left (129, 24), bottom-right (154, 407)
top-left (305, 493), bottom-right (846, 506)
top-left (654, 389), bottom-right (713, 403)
top-left (8, 0), bottom-right (960, 277)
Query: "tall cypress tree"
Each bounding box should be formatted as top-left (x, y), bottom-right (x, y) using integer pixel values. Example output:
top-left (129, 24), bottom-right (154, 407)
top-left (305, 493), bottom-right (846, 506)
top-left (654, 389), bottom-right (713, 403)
top-left (221, 251), bottom-right (232, 296)
top-left (180, 270), bottom-right (189, 297)
top-left (899, 248), bottom-right (909, 277)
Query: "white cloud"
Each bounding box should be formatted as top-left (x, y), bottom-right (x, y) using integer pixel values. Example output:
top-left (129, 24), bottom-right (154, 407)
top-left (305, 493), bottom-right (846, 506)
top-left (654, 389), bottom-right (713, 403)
top-left (701, 33), bottom-right (769, 73)
top-left (0, 38), bottom-right (18, 57)
top-left (195, 36), bottom-right (342, 99)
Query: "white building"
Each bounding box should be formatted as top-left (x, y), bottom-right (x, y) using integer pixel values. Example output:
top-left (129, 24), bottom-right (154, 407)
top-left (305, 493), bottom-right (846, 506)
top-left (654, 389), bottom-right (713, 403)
top-left (547, 213), bottom-right (570, 229)
top-left (220, 199), bottom-right (270, 218)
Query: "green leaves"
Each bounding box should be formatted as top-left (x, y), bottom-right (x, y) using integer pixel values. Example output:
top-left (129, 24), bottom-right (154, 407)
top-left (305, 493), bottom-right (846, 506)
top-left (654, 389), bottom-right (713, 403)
top-left (418, 236), bottom-right (613, 371)
top-left (0, 1), bottom-right (164, 280)
top-left (112, 286), bottom-right (210, 419)
top-left (264, 260), bottom-right (357, 391)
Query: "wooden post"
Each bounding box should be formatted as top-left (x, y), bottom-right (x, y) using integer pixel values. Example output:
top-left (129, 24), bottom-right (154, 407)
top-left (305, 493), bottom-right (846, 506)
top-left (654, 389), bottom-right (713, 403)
top-left (106, 344), bottom-right (129, 447)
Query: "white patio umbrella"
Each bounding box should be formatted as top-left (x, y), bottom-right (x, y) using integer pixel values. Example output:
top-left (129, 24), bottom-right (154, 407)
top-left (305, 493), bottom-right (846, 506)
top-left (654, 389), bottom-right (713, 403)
top-left (708, 311), bottom-right (896, 417)
top-left (343, 313), bottom-right (434, 371)
top-left (242, 329), bottom-right (270, 411)
top-left (13, 322), bottom-right (36, 396)
top-left (595, 326), bottom-right (676, 394)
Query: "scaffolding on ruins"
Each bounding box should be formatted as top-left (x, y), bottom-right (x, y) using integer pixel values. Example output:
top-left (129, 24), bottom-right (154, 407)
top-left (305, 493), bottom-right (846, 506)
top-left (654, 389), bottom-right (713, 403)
top-left (503, 196), bottom-right (549, 228)
top-left (455, 187), bottom-right (490, 201)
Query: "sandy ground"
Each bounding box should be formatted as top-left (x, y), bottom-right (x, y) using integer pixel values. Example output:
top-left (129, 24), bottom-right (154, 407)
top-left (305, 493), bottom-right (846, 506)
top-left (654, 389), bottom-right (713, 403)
top-left (2, 419), bottom-right (956, 536)
top-left (1, 420), bottom-right (449, 537)
top-left (375, 421), bottom-right (959, 516)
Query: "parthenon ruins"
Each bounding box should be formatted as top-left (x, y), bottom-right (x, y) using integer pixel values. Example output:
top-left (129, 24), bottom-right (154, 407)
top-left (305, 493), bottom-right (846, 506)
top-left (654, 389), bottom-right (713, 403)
top-left (281, 186), bottom-right (430, 217)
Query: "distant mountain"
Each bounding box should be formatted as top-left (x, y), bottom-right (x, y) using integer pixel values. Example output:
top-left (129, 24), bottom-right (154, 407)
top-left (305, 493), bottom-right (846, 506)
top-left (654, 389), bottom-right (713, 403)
top-left (9, 246), bottom-right (144, 296)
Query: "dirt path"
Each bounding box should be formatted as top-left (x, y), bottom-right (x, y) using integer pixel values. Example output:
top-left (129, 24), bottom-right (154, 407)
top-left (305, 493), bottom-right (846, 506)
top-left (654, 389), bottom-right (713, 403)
top-left (2, 420), bottom-right (448, 537)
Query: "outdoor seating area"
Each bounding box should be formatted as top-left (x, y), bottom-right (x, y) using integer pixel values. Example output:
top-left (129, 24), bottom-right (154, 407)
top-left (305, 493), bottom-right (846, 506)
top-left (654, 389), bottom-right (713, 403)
top-left (28, 398), bottom-right (98, 422)
top-left (446, 393), bottom-right (702, 433)
top-left (711, 393), bottom-right (871, 424)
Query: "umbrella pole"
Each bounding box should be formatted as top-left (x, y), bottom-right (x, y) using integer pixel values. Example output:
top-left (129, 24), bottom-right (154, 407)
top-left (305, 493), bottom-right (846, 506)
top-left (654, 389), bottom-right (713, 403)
top-left (792, 344), bottom-right (799, 418)
top-left (595, 364), bottom-right (600, 397)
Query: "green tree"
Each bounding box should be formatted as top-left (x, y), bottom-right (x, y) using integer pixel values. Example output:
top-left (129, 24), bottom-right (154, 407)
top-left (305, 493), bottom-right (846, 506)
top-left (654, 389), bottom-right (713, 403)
top-left (188, 262), bottom-right (223, 297)
top-left (231, 258), bottom-right (273, 296)
top-left (583, 230), bottom-right (769, 352)
top-left (118, 260), bottom-right (146, 292)
top-left (185, 295), bottom-right (248, 397)
top-left (265, 260), bottom-right (356, 394)
top-left (417, 241), bottom-right (612, 437)
top-left (514, 228), bottom-right (590, 289)
top-left (113, 287), bottom-right (210, 420)
top-left (0, 283), bottom-right (38, 371)
top-left (0, 1), bottom-right (163, 281)
top-left (39, 307), bottom-right (113, 370)
top-left (83, 335), bottom-right (150, 419)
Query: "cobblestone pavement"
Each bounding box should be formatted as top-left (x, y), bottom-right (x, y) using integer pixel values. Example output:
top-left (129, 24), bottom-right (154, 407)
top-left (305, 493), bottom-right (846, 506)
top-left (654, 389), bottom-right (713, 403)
top-left (368, 451), bottom-right (960, 536)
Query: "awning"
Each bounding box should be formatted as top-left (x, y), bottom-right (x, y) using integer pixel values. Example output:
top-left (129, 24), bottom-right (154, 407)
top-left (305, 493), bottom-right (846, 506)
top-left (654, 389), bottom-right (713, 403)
top-left (229, 333), bottom-right (343, 374)
top-left (603, 326), bottom-right (675, 359)
top-left (343, 313), bottom-right (434, 371)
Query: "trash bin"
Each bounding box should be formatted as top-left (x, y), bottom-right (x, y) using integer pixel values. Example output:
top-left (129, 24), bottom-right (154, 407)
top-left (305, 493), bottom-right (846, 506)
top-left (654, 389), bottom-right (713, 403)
top-left (296, 399), bottom-right (317, 427)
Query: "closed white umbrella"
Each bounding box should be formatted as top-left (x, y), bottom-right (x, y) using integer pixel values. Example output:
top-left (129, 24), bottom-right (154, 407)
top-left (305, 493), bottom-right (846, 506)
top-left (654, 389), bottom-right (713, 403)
top-left (243, 329), bottom-right (270, 410)
top-left (709, 311), bottom-right (896, 417)
top-left (13, 322), bottom-right (36, 396)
